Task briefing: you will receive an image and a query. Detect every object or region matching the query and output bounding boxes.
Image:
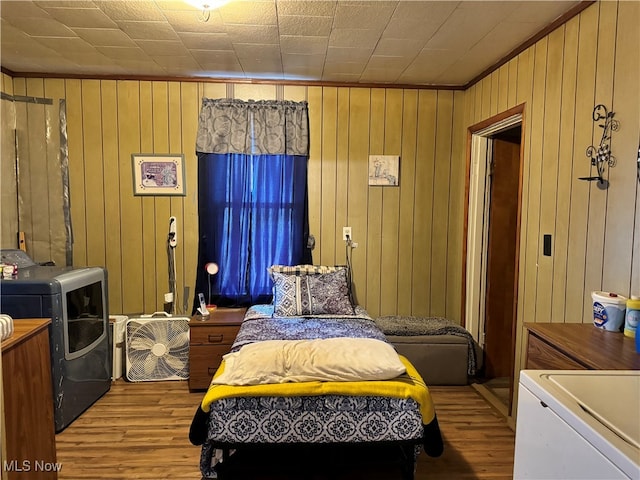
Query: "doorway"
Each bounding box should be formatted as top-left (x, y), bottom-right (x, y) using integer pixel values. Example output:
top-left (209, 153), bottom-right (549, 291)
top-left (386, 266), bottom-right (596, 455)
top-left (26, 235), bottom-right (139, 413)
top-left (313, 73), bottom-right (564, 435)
top-left (464, 106), bottom-right (524, 416)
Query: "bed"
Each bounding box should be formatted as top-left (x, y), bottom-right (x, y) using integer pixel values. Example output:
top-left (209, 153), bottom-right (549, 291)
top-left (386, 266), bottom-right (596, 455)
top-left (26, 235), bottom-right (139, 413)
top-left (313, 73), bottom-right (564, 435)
top-left (189, 266), bottom-right (443, 479)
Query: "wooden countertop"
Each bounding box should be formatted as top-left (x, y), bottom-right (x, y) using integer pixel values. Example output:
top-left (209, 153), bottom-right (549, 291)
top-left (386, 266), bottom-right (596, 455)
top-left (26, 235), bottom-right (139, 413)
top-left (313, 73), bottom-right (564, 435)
top-left (525, 322), bottom-right (640, 370)
top-left (1, 318), bottom-right (51, 351)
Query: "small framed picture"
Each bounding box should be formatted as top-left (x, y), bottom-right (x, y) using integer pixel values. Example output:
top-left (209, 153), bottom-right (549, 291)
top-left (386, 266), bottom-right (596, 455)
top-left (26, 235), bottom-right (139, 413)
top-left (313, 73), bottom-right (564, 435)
top-left (369, 155), bottom-right (400, 186)
top-left (132, 154), bottom-right (186, 196)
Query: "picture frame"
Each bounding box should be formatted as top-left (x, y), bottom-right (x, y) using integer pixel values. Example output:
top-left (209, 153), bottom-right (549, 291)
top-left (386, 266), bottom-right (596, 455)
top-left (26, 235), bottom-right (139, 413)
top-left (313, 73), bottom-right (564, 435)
top-left (132, 154), bottom-right (186, 196)
top-left (368, 155), bottom-right (400, 186)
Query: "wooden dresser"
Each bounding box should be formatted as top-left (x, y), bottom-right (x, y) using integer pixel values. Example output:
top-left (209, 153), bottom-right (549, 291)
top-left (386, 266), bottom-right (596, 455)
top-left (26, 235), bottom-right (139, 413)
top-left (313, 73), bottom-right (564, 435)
top-left (189, 307), bottom-right (247, 391)
top-left (1, 319), bottom-right (57, 479)
top-left (525, 322), bottom-right (640, 370)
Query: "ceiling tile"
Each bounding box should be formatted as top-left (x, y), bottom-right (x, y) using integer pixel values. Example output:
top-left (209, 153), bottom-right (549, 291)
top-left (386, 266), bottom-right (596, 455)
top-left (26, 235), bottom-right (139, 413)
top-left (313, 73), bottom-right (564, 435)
top-left (178, 32), bottom-right (232, 50)
top-left (332, 2), bottom-right (395, 31)
top-left (0, 1), bottom-right (51, 19)
top-left (219, 1), bottom-right (277, 25)
top-left (329, 28), bottom-right (381, 48)
top-left (32, 37), bottom-right (98, 54)
top-left (40, 7), bottom-right (118, 28)
top-left (150, 55), bottom-right (201, 69)
top-left (94, 1), bottom-right (166, 21)
top-left (281, 53), bottom-right (325, 68)
top-left (359, 67), bottom-right (400, 83)
top-left (366, 55), bottom-right (412, 71)
top-left (325, 46), bottom-right (373, 63)
top-left (322, 61), bottom-right (365, 75)
top-left (5, 16), bottom-right (76, 37)
top-left (72, 28), bottom-right (137, 47)
top-left (373, 37), bottom-right (424, 57)
top-left (280, 35), bottom-right (327, 55)
top-left (233, 43), bottom-right (281, 62)
top-left (117, 21), bottom-right (180, 40)
top-left (321, 72), bottom-right (361, 83)
top-left (96, 46), bottom-right (152, 61)
top-left (224, 24), bottom-right (279, 44)
top-left (278, 14), bottom-right (332, 36)
top-left (135, 40), bottom-right (189, 56)
top-left (277, 1), bottom-right (336, 17)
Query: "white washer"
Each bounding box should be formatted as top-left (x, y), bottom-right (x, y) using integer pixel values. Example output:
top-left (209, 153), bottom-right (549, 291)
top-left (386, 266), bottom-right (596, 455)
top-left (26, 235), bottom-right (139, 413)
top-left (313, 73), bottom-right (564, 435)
top-left (514, 370), bottom-right (640, 479)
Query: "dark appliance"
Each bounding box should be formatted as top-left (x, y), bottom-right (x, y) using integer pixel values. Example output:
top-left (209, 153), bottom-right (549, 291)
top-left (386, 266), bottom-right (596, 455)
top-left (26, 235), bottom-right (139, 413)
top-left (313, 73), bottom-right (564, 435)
top-left (0, 254), bottom-right (111, 432)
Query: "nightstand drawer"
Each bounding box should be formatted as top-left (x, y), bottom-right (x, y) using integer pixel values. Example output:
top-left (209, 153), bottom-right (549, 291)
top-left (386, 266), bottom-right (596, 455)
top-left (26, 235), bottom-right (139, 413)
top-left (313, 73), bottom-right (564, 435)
top-left (189, 345), bottom-right (229, 390)
top-left (190, 325), bottom-right (240, 345)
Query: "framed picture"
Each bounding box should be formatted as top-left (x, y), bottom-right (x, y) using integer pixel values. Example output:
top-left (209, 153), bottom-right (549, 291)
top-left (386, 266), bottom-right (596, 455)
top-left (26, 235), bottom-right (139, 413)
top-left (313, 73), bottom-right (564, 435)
top-left (368, 155), bottom-right (400, 186)
top-left (132, 154), bottom-right (186, 196)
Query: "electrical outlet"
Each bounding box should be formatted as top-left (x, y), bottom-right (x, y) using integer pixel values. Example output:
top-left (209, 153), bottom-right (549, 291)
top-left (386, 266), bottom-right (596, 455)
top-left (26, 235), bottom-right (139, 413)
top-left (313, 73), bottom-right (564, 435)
top-left (342, 227), bottom-right (352, 241)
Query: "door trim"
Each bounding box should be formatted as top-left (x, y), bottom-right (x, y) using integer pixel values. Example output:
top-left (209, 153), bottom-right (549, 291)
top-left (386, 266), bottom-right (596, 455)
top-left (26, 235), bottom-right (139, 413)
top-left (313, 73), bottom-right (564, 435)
top-left (461, 104), bottom-right (525, 345)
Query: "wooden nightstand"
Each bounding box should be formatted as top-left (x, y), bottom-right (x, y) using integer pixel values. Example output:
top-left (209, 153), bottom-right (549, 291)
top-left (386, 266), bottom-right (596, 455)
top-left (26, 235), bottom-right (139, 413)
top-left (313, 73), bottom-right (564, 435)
top-left (189, 307), bottom-right (247, 391)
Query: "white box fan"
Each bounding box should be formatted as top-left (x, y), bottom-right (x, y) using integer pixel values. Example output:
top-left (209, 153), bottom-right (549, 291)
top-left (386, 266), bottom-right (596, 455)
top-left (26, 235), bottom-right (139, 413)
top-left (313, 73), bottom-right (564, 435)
top-left (125, 313), bottom-right (190, 382)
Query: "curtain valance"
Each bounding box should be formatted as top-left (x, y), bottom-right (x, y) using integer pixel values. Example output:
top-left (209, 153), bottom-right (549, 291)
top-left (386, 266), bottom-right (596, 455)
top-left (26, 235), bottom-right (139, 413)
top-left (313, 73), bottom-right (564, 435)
top-left (196, 98), bottom-right (309, 156)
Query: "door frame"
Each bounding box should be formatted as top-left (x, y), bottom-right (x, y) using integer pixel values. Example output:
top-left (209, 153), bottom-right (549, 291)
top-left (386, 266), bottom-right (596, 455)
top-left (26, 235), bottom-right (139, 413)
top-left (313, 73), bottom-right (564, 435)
top-left (461, 104), bottom-right (525, 358)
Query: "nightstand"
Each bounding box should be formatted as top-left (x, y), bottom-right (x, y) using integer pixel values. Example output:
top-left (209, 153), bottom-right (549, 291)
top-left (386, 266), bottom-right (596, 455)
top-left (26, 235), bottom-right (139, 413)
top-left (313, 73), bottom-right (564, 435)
top-left (189, 307), bottom-right (247, 391)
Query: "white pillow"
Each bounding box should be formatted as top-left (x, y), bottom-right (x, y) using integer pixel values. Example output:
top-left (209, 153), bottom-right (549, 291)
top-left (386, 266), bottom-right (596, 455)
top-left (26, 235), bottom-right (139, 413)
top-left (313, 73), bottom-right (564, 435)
top-left (212, 337), bottom-right (406, 385)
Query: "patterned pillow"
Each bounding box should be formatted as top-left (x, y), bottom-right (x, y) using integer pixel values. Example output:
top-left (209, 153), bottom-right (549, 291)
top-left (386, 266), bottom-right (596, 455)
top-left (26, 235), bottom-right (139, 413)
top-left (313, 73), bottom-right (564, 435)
top-left (272, 272), bottom-right (300, 316)
top-left (306, 269), bottom-right (354, 315)
top-left (272, 269), bottom-right (354, 316)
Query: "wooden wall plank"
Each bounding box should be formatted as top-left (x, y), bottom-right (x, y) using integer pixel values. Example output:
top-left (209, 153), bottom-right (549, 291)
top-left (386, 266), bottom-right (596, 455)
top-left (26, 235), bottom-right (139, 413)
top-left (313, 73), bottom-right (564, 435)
top-left (497, 65), bottom-right (509, 114)
top-left (0, 84), bottom-right (17, 249)
top-left (139, 81), bottom-right (157, 313)
top-left (334, 88), bottom-right (350, 265)
top-left (521, 38), bottom-right (548, 326)
top-left (99, 80), bottom-right (124, 314)
top-left (507, 58), bottom-right (518, 109)
top-left (397, 90), bottom-right (418, 316)
top-left (234, 84), bottom-right (276, 101)
top-left (64, 79), bottom-right (88, 266)
top-left (565, 4), bottom-right (599, 322)
top-left (320, 87), bottom-right (338, 266)
top-left (347, 88), bottom-right (371, 307)
top-left (152, 81), bottom-right (172, 313)
top-left (307, 86), bottom-right (323, 262)
top-left (365, 88), bottom-right (385, 316)
top-left (431, 91), bottom-right (453, 317)
top-left (490, 71), bottom-right (500, 117)
top-left (23, 78), bottom-right (48, 261)
top-left (168, 81), bottom-right (185, 314)
top-left (584, 0), bottom-right (617, 317)
top-left (447, 90), bottom-right (467, 323)
top-left (180, 81), bottom-right (201, 314)
top-left (379, 89), bottom-right (402, 315)
top-left (412, 90), bottom-right (437, 317)
top-left (80, 79), bottom-right (106, 268)
top-left (116, 80), bottom-right (144, 314)
top-left (537, 28), bottom-right (564, 322)
top-left (551, 17), bottom-right (579, 325)
top-left (42, 79), bottom-right (66, 267)
top-left (603, 0), bottom-right (639, 296)
top-left (202, 83), bottom-right (225, 99)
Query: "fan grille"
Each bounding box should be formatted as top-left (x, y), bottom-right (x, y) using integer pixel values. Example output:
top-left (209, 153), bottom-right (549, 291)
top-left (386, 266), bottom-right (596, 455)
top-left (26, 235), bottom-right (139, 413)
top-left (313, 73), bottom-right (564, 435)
top-left (125, 317), bottom-right (190, 382)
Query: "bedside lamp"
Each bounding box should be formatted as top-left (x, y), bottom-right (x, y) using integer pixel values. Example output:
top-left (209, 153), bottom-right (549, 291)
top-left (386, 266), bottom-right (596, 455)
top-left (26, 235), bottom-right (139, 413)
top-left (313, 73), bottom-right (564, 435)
top-left (205, 262), bottom-right (219, 314)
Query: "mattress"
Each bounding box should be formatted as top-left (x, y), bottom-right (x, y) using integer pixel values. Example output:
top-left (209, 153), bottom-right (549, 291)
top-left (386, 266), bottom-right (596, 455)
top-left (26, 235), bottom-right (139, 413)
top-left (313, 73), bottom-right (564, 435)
top-left (189, 305), bottom-right (443, 479)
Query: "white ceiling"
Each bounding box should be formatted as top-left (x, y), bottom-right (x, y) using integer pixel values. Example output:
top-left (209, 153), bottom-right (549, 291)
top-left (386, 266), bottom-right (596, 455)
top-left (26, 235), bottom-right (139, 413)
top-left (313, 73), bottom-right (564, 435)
top-left (0, 0), bottom-right (583, 87)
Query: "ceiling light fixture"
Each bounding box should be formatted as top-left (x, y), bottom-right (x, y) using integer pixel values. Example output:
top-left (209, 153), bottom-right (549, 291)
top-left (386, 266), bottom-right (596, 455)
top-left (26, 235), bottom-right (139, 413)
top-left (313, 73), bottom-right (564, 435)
top-left (183, 0), bottom-right (231, 22)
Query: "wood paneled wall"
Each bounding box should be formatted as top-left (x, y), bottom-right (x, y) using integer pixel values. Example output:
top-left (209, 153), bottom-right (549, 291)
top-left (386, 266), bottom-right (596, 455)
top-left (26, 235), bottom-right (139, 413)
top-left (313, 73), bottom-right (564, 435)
top-left (1, 79), bottom-right (463, 320)
top-left (464, 0), bottom-right (639, 399)
top-left (2, 4), bottom-right (636, 363)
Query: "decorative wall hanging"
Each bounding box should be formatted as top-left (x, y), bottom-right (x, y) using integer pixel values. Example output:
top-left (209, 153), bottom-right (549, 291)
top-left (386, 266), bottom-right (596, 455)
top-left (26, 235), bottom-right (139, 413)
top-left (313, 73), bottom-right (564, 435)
top-left (368, 155), bottom-right (400, 186)
top-left (579, 104), bottom-right (619, 190)
top-left (132, 154), bottom-right (186, 196)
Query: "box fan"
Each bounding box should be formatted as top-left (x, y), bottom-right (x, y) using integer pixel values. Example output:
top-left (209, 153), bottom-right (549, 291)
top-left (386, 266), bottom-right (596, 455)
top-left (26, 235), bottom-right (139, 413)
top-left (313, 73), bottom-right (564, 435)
top-left (125, 312), bottom-right (190, 382)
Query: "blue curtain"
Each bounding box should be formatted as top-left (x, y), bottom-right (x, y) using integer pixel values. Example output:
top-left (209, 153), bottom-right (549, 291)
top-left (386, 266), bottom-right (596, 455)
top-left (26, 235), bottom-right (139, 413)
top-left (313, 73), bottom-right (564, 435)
top-left (195, 152), bottom-right (311, 307)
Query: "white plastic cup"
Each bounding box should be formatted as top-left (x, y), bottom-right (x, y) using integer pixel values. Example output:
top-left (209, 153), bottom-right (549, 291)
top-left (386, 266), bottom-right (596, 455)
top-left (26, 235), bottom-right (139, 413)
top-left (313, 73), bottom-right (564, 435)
top-left (591, 291), bottom-right (627, 331)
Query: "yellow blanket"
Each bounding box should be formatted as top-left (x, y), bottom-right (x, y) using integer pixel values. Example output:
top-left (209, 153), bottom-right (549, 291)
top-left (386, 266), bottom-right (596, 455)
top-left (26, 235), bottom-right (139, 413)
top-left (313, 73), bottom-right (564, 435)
top-left (201, 355), bottom-right (435, 424)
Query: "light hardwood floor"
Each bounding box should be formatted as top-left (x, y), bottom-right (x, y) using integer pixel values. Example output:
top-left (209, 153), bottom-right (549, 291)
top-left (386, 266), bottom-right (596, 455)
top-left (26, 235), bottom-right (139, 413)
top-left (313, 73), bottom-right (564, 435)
top-left (55, 381), bottom-right (515, 479)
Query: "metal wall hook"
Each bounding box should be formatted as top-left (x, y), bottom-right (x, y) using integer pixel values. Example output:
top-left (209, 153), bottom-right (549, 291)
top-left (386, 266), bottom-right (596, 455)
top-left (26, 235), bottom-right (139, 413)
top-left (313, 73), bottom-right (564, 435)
top-left (579, 104), bottom-right (619, 189)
